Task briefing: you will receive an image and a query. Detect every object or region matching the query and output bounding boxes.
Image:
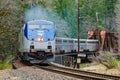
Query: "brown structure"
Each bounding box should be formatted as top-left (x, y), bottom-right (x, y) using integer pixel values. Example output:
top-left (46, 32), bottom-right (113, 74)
top-left (87, 30), bottom-right (119, 52)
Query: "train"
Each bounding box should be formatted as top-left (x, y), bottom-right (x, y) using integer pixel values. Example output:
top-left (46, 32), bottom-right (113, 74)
top-left (18, 20), bottom-right (99, 64)
top-left (54, 37), bottom-right (98, 53)
top-left (18, 20), bottom-right (56, 63)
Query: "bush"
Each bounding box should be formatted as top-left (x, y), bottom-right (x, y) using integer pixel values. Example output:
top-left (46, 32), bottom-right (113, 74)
top-left (0, 60), bottom-right (12, 70)
top-left (102, 52), bottom-right (119, 69)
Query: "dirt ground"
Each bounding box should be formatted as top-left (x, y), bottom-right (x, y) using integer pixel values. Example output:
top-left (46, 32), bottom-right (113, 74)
top-left (81, 63), bottom-right (120, 76)
top-left (0, 69), bottom-right (11, 74)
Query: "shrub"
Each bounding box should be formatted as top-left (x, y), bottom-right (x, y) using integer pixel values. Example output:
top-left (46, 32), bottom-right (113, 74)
top-left (0, 60), bottom-right (12, 70)
top-left (102, 52), bottom-right (119, 69)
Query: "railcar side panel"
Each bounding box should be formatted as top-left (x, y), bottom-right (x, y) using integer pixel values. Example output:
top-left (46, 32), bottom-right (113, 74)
top-left (86, 39), bottom-right (99, 52)
top-left (55, 37), bottom-right (74, 54)
top-left (73, 39), bottom-right (87, 52)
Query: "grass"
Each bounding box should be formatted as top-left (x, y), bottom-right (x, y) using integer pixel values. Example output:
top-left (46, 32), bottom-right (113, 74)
top-left (80, 63), bottom-right (92, 68)
top-left (0, 60), bottom-right (12, 70)
top-left (118, 61), bottom-right (120, 70)
top-left (102, 52), bottom-right (119, 69)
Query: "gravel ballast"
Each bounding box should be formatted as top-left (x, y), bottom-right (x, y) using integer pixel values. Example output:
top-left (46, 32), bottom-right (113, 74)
top-left (0, 66), bottom-right (82, 80)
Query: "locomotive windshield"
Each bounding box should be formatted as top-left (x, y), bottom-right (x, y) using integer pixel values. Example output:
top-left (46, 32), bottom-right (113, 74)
top-left (41, 24), bottom-right (54, 30)
top-left (28, 25), bottom-right (40, 29)
top-left (28, 24), bottom-right (54, 30)
top-left (24, 20), bottom-right (56, 42)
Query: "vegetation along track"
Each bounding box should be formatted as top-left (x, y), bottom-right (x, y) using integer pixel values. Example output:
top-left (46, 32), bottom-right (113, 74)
top-left (34, 63), bottom-right (120, 80)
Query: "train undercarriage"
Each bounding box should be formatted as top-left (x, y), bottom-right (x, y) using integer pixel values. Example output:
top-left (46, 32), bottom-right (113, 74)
top-left (19, 51), bottom-right (54, 64)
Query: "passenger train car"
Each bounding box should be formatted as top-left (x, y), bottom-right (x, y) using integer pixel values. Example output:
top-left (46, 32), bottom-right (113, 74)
top-left (55, 38), bottom-right (98, 54)
top-left (73, 39), bottom-right (98, 52)
top-left (18, 20), bottom-right (99, 63)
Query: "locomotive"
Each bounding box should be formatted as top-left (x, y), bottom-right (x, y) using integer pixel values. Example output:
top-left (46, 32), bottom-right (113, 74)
top-left (18, 20), bottom-right (56, 63)
top-left (18, 20), bottom-right (99, 63)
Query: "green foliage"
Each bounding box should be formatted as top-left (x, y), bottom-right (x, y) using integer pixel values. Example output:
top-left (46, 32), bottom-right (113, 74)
top-left (51, 0), bottom-right (118, 38)
top-left (0, 0), bottom-right (23, 61)
top-left (104, 0), bottom-right (117, 17)
top-left (0, 60), bottom-right (12, 70)
top-left (38, 0), bottom-right (47, 7)
top-left (102, 52), bottom-right (119, 69)
top-left (52, 0), bottom-right (77, 38)
top-left (104, 0), bottom-right (118, 31)
top-left (80, 63), bottom-right (91, 68)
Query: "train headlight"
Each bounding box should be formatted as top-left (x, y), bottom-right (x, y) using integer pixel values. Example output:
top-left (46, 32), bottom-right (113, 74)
top-left (38, 37), bottom-right (44, 41)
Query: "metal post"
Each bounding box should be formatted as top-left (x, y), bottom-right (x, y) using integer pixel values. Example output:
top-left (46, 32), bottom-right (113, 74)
top-left (77, 0), bottom-right (80, 69)
top-left (78, 0), bottom-right (80, 54)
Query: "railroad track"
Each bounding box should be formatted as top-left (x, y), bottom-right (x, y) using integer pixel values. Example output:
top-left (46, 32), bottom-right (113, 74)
top-left (35, 63), bottom-right (120, 80)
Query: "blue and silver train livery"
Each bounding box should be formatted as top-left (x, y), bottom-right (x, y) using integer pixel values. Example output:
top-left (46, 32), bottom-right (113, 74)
top-left (18, 20), bottom-right (56, 63)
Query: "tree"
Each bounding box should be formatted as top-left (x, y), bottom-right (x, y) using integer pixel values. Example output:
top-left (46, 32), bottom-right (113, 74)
top-left (0, 0), bottom-right (24, 61)
top-left (52, 0), bottom-right (77, 38)
top-left (104, 0), bottom-right (118, 31)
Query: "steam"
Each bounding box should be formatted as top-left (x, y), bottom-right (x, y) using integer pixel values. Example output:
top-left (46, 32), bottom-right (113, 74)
top-left (24, 6), bottom-right (47, 22)
top-left (24, 6), bottom-right (71, 37)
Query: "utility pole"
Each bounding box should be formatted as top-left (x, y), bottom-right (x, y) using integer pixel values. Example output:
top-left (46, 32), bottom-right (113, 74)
top-left (78, 0), bottom-right (80, 55)
top-left (77, 0), bottom-right (80, 69)
top-left (96, 12), bottom-right (98, 30)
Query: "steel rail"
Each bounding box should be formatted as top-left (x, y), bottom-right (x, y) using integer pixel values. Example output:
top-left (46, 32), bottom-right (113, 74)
top-left (48, 63), bottom-right (120, 80)
top-left (35, 65), bottom-right (107, 80)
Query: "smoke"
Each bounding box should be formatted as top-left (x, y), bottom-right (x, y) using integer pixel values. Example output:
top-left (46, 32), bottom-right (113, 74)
top-left (24, 6), bottom-right (71, 37)
top-left (24, 6), bottom-right (47, 22)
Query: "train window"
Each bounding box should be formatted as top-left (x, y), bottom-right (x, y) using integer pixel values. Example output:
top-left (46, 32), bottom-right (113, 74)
top-left (63, 40), bottom-right (67, 43)
top-left (56, 39), bottom-right (62, 43)
top-left (80, 41), bottom-right (86, 43)
top-left (58, 40), bottom-right (62, 42)
top-left (28, 25), bottom-right (40, 29)
top-left (75, 41), bottom-right (78, 43)
top-left (69, 40), bottom-right (73, 43)
top-left (41, 24), bottom-right (54, 30)
top-left (87, 41), bottom-right (98, 43)
top-left (87, 42), bottom-right (92, 43)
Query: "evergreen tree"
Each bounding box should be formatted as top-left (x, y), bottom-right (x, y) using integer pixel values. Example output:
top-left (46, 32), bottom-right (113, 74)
top-left (104, 0), bottom-right (117, 31)
top-left (52, 0), bottom-right (77, 38)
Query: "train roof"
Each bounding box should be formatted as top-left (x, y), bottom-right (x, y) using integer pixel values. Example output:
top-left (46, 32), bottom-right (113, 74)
top-left (55, 37), bottom-right (98, 41)
top-left (73, 39), bottom-right (88, 41)
top-left (27, 20), bottom-right (54, 24)
top-left (23, 20), bottom-right (55, 30)
top-left (73, 39), bottom-right (98, 41)
top-left (55, 37), bottom-right (75, 40)
top-left (86, 39), bottom-right (98, 41)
